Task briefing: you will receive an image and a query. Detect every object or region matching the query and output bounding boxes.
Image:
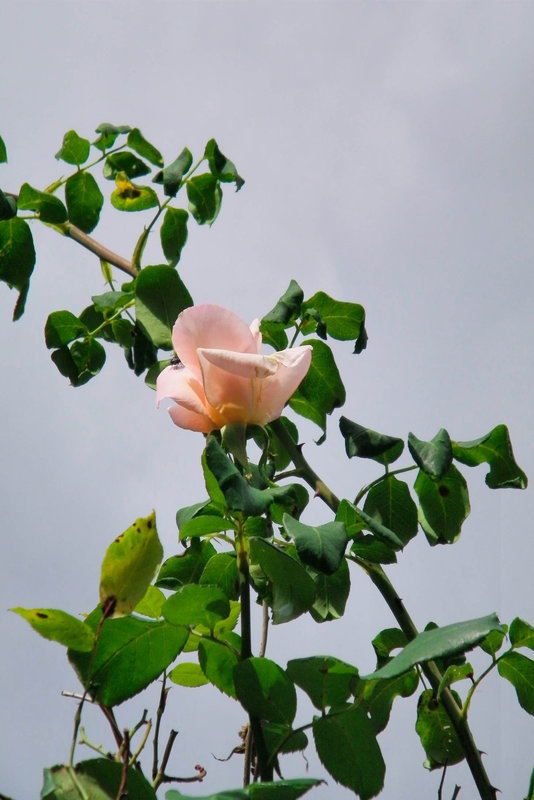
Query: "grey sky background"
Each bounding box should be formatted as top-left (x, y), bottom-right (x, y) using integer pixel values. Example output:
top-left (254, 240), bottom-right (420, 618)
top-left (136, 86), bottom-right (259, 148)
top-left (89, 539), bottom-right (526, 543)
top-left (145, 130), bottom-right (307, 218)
top-left (1, 2), bottom-right (534, 798)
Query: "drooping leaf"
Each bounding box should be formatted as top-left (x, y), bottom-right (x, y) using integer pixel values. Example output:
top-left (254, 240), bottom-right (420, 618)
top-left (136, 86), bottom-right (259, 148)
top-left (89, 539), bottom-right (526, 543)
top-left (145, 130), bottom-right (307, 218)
top-left (110, 173), bottom-right (158, 212)
top-left (262, 724), bottom-right (309, 760)
top-left (51, 338), bottom-right (106, 386)
top-left (103, 151), bottom-right (150, 180)
top-left (55, 130), bottom-right (90, 165)
top-left (414, 464), bottom-right (470, 545)
top-left (313, 705), bottom-right (385, 798)
top-left (282, 513), bottom-right (347, 574)
top-left (160, 207), bottom-right (188, 266)
top-left (125, 322), bottom-right (158, 376)
top-left (204, 139), bottom-right (245, 189)
top-left (408, 429), bottom-right (453, 480)
top-left (99, 510), bottom-right (163, 617)
top-left (452, 424), bottom-right (528, 489)
top-left (436, 663), bottom-right (474, 701)
top-left (498, 651), bottom-right (534, 715)
top-left (289, 339), bottom-right (345, 440)
top-left (135, 264), bottom-right (193, 349)
top-left (355, 507), bottom-right (404, 550)
top-left (165, 778), bottom-right (322, 800)
top-left (0, 217), bottom-right (35, 301)
top-left (416, 689), bottom-right (465, 769)
top-left (478, 625), bottom-right (508, 657)
top-left (68, 609), bottom-right (188, 705)
top-left (186, 173), bottom-right (222, 225)
top-left (135, 585), bottom-right (166, 619)
top-left (307, 557), bottom-right (351, 622)
top-left (127, 128), bottom-right (164, 167)
top-left (178, 515), bottom-right (237, 541)
top-left (234, 657), bottom-right (297, 725)
top-left (162, 584), bottom-right (230, 630)
top-left (339, 417), bottom-right (404, 465)
top-left (262, 280), bottom-right (304, 325)
top-left (17, 183), bottom-right (68, 223)
top-left (93, 123), bottom-right (131, 152)
top-left (250, 538), bottom-right (315, 624)
top-left (0, 135), bottom-right (7, 163)
top-left (363, 614), bottom-right (503, 680)
top-left (363, 476), bottom-right (418, 547)
top-left (302, 291), bottom-right (365, 342)
top-left (11, 607), bottom-right (95, 652)
top-left (359, 669), bottom-right (419, 734)
top-left (42, 759), bottom-right (156, 800)
top-left (286, 656), bottom-right (358, 711)
top-left (153, 148), bottom-right (193, 197)
top-left (65, 171), bottom-right (104, 233)
top-left (0, 189), bottom-right (17, 220)
top-left (156, 540), bottom-right (217, 590)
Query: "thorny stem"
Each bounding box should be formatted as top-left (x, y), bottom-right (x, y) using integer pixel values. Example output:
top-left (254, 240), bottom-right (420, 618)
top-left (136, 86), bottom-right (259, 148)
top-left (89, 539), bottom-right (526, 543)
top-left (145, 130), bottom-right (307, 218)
top-left (117, 729), bottom-right (130, 800)
top-left (267, 418), bottom-right (498, 800)
top-left (152, 671), bottom-right (169, 781)
top-left (153, 729), bottom-right (178, 790)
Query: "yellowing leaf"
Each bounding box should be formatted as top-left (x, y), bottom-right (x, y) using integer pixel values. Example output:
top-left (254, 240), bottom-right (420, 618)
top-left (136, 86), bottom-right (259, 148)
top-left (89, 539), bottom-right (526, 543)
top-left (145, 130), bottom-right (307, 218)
top-left (99, 510), bottom-right (163, 617)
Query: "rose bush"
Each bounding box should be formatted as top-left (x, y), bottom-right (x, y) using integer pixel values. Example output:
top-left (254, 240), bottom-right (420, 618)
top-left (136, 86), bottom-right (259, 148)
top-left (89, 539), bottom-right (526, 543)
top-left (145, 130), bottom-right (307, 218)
top-left (156, 304), bottom-right (312, 432)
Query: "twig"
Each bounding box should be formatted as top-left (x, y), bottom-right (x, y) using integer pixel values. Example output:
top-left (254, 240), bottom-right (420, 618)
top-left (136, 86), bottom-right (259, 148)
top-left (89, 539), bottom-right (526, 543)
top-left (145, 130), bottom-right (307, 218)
top-left (259, 601), bottom-right (269, 658)
top-left (60, 222), bottom-right (137, 277)
top-left (78, 726), bottom-right (114, 759)
top-left (129, 719), bottom-right (152, 767)
top-left (439, 766), bottom-right (447, 800)
top-left (116, 729), bottom-right (130, 800)
top-left (152, 672), bottom-right (169, 781)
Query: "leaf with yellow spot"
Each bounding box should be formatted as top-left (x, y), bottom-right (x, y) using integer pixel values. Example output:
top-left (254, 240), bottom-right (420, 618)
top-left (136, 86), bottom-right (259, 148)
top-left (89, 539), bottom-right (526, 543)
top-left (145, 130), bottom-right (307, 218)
top-left (10, 607), bottom-right (96, 652)
top-left (99, 510), bottom-right (163, 617)
top-left (110, 171), bottom-right (159, 212)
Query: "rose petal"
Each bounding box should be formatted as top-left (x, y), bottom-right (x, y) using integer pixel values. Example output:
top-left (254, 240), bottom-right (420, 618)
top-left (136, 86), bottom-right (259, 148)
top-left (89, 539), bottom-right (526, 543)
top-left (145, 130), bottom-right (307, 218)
top-left (249, 318), bottom-right (262, 353)
top-left (172, 304), bottom-right (258, 381)
top-left (168, 403), bottom-right (215, 433)
top-left (251, 345), bottom-right (312, 424)
top-left (198, 348), bottom-right (278, 379)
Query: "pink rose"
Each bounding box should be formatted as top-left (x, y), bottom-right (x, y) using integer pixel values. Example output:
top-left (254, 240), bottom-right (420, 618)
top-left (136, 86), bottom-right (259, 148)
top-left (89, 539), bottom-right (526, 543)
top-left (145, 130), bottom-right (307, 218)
top-left (156, 304), bottom-right (312, 433)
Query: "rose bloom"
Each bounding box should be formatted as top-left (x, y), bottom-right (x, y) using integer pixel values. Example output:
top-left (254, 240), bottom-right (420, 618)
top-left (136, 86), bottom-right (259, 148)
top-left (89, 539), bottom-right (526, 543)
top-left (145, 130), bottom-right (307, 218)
top-left (156, 304), bottom-right (312, 433)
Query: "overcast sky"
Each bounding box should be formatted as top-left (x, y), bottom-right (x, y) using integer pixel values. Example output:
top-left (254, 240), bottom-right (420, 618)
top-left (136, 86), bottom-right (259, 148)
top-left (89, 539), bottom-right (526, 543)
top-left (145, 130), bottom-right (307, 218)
top-left (1, 2), bottom-right (534, 798)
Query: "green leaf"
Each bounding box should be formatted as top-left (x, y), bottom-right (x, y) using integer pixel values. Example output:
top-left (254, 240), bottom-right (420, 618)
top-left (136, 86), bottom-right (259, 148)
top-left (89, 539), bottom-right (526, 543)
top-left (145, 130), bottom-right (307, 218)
top-left (262, 724), bottom-right (309, 759)
top-left (55, 130), bottom-right (90, 165)
top-left (199, 553), bottom-right (240, 600)
top-left (0, 134), bottom-right (7, 162)
top-left (165, 779), bottom-right (322, 800)
top-left (452, 424), bottom-right (528, 489)
top-left (289, 339), bottom-right (345, 440)
top-left (0, 189), bottom-right (17, 220)
top-left (313, 705), bottom-right (385, 798)
top-left (204, 437), bottom-right (275, 516)
top-left (153, 148), bottom-right (193, 197)
top-left (162, 584), bottom-right (230, 630)
top-left (93, 123), bottom-right (131, 151)
top-left (68, 609), bottom-right (188, 705)
top-left (436, 663), bottom-right (474, 701)
top-left (169, 662), bottom-right (209, 688)
top-left (0, 217), bottom-right (35, 292)
top-left (91, 290), bottom-right (132, 313)
top-left (127, 128), bottom-right (164, 167)
top-left (199, 637), bottom-right (239, 697)
top-left (510, 618), bottom-right (534, 651)
top-left (45, 310), bottom-right (88, 348)
top-left (250, 538), bottom-right (315, 624)
top-left (103, 151), bottom-right (150, 180)
top-left (338, 417), bottom-right (404, 465)
top-left (51, 338), bottom-right (106, 386)
top-left (262, 280), bottom-right (304, 325)
top-left (160, 207), bottom-right (188, 266)
top-left (416, 689), bottom-right (464, 769)
top-left (302, 291), bottom-right (365, 342)
top-left (125, 322), bottom-right (158, 376)
top-left (308, 558), bottom-right (351, 622)
top-left (17, 183), bottom-right (68, 223)
top-left (359, 669), bottom-right (419, 734)
top-left (414, 464), bottom-right (470, 545)
top-left (498, 651), bottom-right (534, 715)
top-left (204, 139), bottom-right (245, 189)
top-left (282, 513), bottom-right (347, 574)
top-left (179, 514), bottom-right (237, 541)
top-left (286, 656), bottom-right (358, 711)
top-left (408, 429), bottom-right (453, 479)
top-left (42, 759), bottom-right (157, 800)
top-left (371, 627), bottom-right (409, 664)
top-left (135, 264), bottom-right (193, 349)
top-left (11, 607), bottom-right (95, 652)
top-left (65, 171), bottom-right (104, 234)
top-left (156, 540), bottom-right (217, 590)
top-left (478, 626), bottom-right (508, 657)
top-left (110, 174), bottom-right (159, 212)
top-left (135, 585), bottom-right (166, 619)
top-left (186, 173), bottom-right (222, 225)
top-left (363, 476), bottom-right (418, 547)
top-left (363, 614), bottom-right (503, 680)
top-left (355, 507), bottom-right (404, 550)
top-left (234, 657), bottom-right (296, 725)
top-left (99, 510), bottom-right (163, 617)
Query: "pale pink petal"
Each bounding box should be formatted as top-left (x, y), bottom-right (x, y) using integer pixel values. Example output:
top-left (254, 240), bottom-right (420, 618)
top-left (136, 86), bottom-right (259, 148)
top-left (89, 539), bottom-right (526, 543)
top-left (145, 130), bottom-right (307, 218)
top-left (197, 351), bottom-right (256, 423)
top-left (249, 318), bottom-right (262, 353)
top-left (198, 348), bottom-right (278, 379)
top-left (251, 345), bottom-right (312, 424)
top-left (172, 304), bottom-right (258, 381)
top-left (168, 403), bottom-right (215, 433)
